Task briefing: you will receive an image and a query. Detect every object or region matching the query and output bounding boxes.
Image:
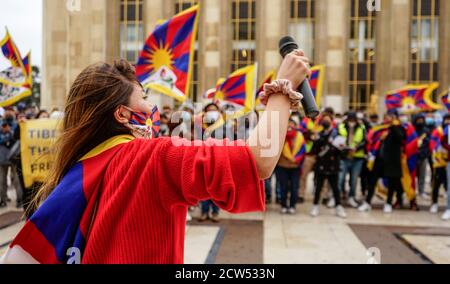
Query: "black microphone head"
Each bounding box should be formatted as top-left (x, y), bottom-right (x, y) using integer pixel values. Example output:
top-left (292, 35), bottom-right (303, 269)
top-left (279, 36), bottom-right (299, 58)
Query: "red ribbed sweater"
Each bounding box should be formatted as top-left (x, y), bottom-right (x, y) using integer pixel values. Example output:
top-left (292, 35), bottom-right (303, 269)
top-left (81, 137), bottom-right (265, 264)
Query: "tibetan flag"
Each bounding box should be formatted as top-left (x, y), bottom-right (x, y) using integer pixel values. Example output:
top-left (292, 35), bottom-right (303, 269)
top-left (0, 52), bottom-right (32, 107)
top-left (366, 124), bottom-right (390, 171)
top-left (215, 64), bottom-right (257, 112)
top-left (298, 117), bottom-right (315, 133)
top-left (402, 123), bottom-right (419, 201)
top-left (385, 83), bottom-right (442, 114)
top-left (0, 82), bottom-right (32, 107)
top-left (203, 88), bottom-right (216, 100)
top-left (429, 126), bottom-right (447, 168)
top-left (1, 30), bottom-right (26, 74)
top-left (255, 70), bottom-right (275, 110)
top-left (203, 78), bottom-right (225, 100)
top-left (441, 92), bottom-right (450, 112)
top-left (430, 126), bottom-right (444, 153)
top-left (22, 52), bottom-right (32, 79)
top-left (282, 130), bottom-right (306, 165)
top-left (309, 65), bottom-right (325, 108)
top-left (136, 5), bottom-right (200, 102)
top-left (8, 135), bottom-right (135, 264)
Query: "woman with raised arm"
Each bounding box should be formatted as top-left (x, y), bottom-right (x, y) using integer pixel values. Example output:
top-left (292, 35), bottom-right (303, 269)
top-left (1, 50), bottom-right (310, 264)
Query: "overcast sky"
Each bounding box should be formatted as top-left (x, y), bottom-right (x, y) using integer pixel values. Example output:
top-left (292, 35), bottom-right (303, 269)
top-left (0, 0), bottom-right (43, 70)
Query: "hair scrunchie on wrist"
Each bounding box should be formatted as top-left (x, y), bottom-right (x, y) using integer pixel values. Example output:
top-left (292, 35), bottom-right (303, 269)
top-left (258, 79), bottom-right (304, 110)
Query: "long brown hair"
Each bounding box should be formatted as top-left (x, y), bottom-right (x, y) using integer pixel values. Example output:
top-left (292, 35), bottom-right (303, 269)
top-left (31, 59), bottom-right (139, 211)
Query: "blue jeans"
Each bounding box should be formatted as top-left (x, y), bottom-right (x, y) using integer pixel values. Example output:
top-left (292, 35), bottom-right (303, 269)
top-left (265, 171), bottom-right (282, 201)
top-left (277, 167), bottom-right (300, 209)
top-left (339, 158), bottom-right (364, 198)
top-left (201, 200), bottom-right (219, 215)
top-left (264, 178), bottom-right (272, 200)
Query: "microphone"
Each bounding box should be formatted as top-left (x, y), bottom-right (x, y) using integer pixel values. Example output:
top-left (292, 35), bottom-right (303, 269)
top-left (279, 36), bottom-right (320, 119)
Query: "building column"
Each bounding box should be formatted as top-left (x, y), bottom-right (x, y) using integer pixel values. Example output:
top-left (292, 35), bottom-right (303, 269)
top-left (199, 0), bottom-right (222, 97)
top-left (219, 0), bottom-right (232, 78)
top-left (42, 0), bottom-right (69, 109)
top-left (315, 0), bottom-right (349, 113)
top-left (375, 0), bottom-right (411, 114)
top-left (439, 0), bottom-right (450, 94)
top-left (257, 0), bottom-right (287, 81)
top-left (42, 0), bottom-right (111, 109)
top-left (105, 0), bottom-right (121, 63)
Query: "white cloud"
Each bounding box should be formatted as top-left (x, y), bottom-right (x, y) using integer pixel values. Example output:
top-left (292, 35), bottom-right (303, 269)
top-left (0, 0), bottom-right (43, 70)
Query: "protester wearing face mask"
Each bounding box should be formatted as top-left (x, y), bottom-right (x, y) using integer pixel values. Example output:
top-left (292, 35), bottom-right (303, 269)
top-left (413, 114), bottom-right (432, 199)
top-left (198, 103), bottom-right (223, 222)
top-left (369, 114), bottom-right (380, 128)
top-left (359, 110), bottom-right (406, 214)
top-left (0, 122), bottom-right (14, 208)
top-left (337, 111), bottom-right (367, 208)
top-left (201, 103), bottom-right (225, 140)
top-left (310, 114), bottom-right (347, 218)
top-left (276, 118), bottom-right (304, 215)
top-left (429, 114), bottom-right (450, 216)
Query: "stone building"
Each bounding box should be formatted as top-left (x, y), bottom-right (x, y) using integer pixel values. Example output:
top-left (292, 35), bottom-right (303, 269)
top-left (42, 0), bottom-right (450, 113)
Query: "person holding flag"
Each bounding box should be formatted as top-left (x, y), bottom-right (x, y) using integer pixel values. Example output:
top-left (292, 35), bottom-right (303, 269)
top-left (276, 117), bottom-right (306, 215)
top-left (309, 113), bottom-right (347, 218)
top-left (358, 110), bottom-right (406, 214)
top-left (337, 112), bottom-right (367, 208)
top-left (429, 114), bottom-right (450, 215)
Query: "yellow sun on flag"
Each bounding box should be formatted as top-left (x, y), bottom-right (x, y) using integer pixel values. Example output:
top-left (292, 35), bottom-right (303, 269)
top-left (215, 90), bottom-right (225, 100)
top-left (149, 44), bottom-right (174, 71)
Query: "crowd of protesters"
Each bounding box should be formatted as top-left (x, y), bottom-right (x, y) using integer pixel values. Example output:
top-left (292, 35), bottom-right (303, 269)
top-left (2, 100), bottom-right (450, 223)
top-left (157, 101), bottom-right (450, 222)
top-left (0, 103), bottom-right (60, 212)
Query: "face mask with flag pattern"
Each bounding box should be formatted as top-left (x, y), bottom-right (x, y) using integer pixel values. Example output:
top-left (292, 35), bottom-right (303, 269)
top-left (124, 105), bottom-right (161, 139)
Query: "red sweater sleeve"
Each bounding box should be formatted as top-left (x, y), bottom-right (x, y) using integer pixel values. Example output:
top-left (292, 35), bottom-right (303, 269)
top-left (154, 137), bottom-right (265, 214)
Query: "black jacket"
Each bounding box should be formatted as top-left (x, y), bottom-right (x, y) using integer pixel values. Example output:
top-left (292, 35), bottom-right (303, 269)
top-left (379, 125), bottom-right (406, 178)
top-left (311, 129), bottom-right (342, 175)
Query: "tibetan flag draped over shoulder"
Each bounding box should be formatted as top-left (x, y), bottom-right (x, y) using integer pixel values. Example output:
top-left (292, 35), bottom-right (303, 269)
top-left (429, 126), bottom-right (447, 168)
top-left (401, 123), bottom-right (419, 201)
top-left (309, 65), bottom-right (325, 108)
top-left (430, 126), bottom-right (445, 153)
top-left (385, 83), bottom-right (442, 114)
top-left (366, 124), bottom-right (390, 171)
top-left (282, 130), bottom-right (306, 165)
top-left (215, 65), bottom-right (257, 112)
top-left (136, 5), bottom-right (199, 102)
top-left (255, 70), bottom-right (275, 110)
top-left (9, 135), bottom-right (134, 264)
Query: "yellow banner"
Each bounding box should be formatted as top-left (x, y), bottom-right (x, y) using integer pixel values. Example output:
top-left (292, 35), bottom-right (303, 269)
top-left (20, 119), bottom-right (60, 188)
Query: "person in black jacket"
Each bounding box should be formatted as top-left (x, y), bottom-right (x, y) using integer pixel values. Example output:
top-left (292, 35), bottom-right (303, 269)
top-left (0, 122), bottom-right (14, 208)
top-left (309, 114), bottom-right (347, 218)
top-left (413, 113), bottom-right (432, 199)
top-left (359, 110), bottom-right (405, 214)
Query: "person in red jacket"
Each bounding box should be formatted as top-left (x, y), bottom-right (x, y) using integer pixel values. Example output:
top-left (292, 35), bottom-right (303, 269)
top-left (1, 51), bottom-right (311, 264)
